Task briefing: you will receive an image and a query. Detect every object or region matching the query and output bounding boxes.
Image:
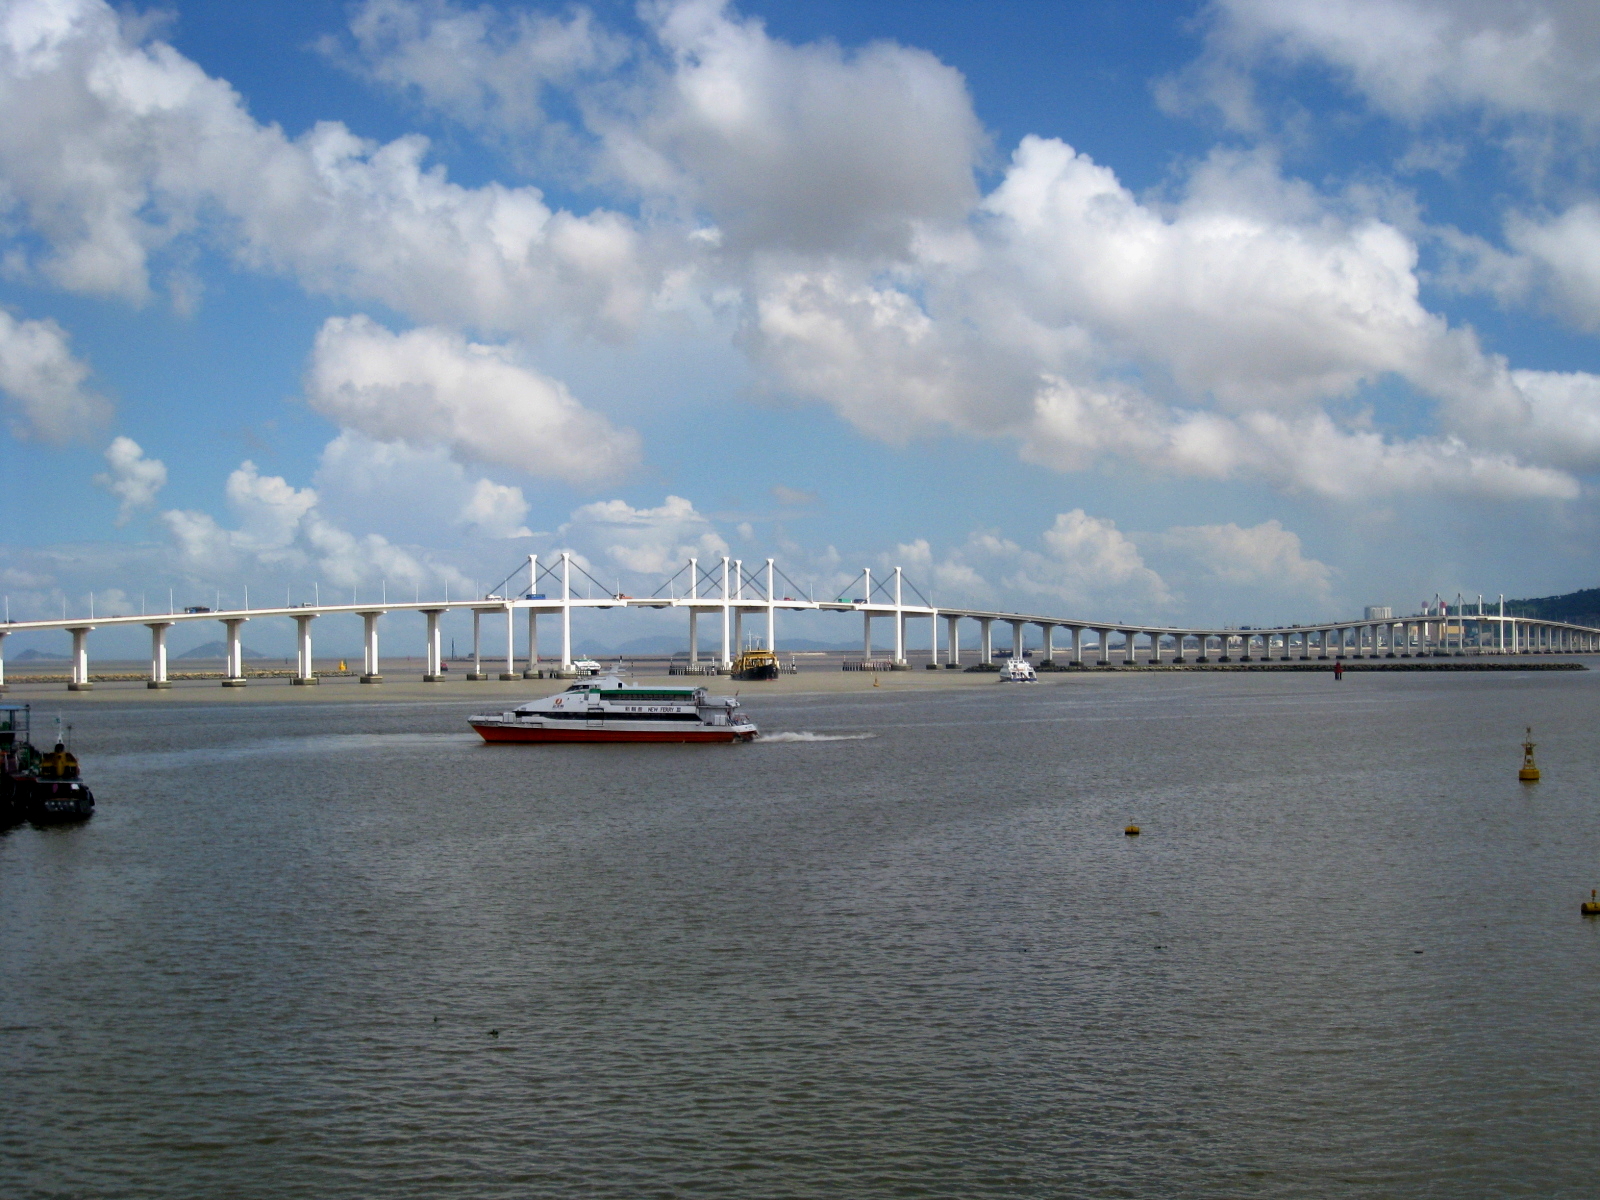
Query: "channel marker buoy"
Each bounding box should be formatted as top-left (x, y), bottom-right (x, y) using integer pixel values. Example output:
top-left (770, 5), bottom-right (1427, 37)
top-left (1582, 890), bottom-right (1600, 917)
top-left (1124, 824), bottom-right (1141, 836)
top-left (1518, 727), bottom-right (1540, 782)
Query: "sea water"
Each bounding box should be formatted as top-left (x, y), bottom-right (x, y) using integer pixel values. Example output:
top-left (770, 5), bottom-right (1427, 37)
top-left (3, 669), bottom-right (1599, 1197)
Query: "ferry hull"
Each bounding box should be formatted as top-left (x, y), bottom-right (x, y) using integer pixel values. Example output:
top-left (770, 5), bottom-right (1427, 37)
top-left (471, 723), bottom-right (754, 744)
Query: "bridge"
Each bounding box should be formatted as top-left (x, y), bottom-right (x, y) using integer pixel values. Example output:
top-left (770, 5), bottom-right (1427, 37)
top-left (1, 553), bottom-right (1596, 691)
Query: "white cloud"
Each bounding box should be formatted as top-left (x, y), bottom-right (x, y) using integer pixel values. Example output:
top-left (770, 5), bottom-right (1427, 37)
top-left (893, 512), bottom-right (1172, 616)
top-left (1152, 519), bottom-right (1334, 602)
top-left (747, 138), bottom-right (1591, 501)
top-left (1171, 0), bottom-right (1600, 134)
top-left (332, 0), bottom-right (622, 163)
top-left (0, 0), bottom-right (661, 334)
top-left (1503, 203), bottom-right (1600, 331)
top-left (92, 435), bottom-right (165, 523)
top-left (460, 478), bottom-right (533, 539)
top-left (601, 0), bottom-right (985, 258)
top-left (0, 307), bottom-right (110, 441)
top-left (160, 458), bottom-right (465, 591)
top-left (560, 494), bottom-right (728, 575)
top-left (304, 315), bottom-right (640, 483)
top-left (5, 0), bottom-right (1595, 513)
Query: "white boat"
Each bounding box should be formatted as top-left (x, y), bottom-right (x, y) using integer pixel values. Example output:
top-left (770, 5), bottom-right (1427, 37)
top-left (998, 656), bottom-right (1037, 682)
top-left (469, 674), bottom-right (757, 744)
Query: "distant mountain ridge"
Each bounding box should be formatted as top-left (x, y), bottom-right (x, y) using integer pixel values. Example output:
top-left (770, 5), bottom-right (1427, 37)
top-left (1505, 586), bottom-right (1600, 626)
top-left (175, 640), bottom-right (269, 660)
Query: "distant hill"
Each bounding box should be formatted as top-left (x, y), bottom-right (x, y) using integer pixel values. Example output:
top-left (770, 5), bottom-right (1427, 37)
top-left (175, 640), bottom-right (270, 660)
top-left (13, 648), bottom-right (65, 661)
top-left (1505, 586), bottom-right (1600, 626)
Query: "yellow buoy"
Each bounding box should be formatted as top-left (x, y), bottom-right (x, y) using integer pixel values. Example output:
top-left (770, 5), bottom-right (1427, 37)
top-left (1582, 890), bottom-right (1600, 916)
top-left (1124, 825), bottom-right (1141, 836)
top-left (1518, 726), bottom-right (1540, 782)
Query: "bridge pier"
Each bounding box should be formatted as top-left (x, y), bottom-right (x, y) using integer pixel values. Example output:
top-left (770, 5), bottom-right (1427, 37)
top-left (720, 558), bottom-right (731, 668)
top-left (1096, 627), bottom-right (1112, 667)
top-left (67, 626), bottom-right (93, 690)
top-left (360, 611), bottom-right (384, 683)
top-left (524, 609), bottom-right (539, 678)
top-left (979, 618), bottom-right (993, 667)
top-left (946, 614), bottom-right (960, 667)
top-left (221, 618), bottom-right (248, 686)
top-left (0, 629), bottom-right (6, 692)
top-left (468, 609), bottom-right (485, 679)
top-left (422, 609), bottom-right (445, 681)
top-left (292, 614), bottom-right (316, 685)
top-left (146, 621), bottom-right (172, 688)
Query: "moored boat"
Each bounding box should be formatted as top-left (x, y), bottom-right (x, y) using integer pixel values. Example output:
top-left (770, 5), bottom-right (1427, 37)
top-left (731, 647), bottom-right (780, 681)
top-left (469, 675), bottom-right (757, 743)
top-left (1, 705), bottom-right (96, 825)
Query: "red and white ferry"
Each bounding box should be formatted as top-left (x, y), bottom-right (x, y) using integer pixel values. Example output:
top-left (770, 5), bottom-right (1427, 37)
top-left (468, 675), bottom-right (757, 744)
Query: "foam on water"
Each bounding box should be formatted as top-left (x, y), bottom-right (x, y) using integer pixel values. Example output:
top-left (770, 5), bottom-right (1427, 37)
top-left (755, 730), bottom-right (877, 742)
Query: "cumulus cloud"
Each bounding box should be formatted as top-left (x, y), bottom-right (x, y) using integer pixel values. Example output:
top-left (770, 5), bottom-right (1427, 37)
top-left (1169, 0), bottom-right (1600, 136)
top-left (4, 0), bottom-right (1595, 511)
top-left (560, 494), bottom-right (728, 575)
top-left (92, 435), bottom-right (165, 523)
top-left (331, 0), bottom-right (622, 164)
top-left (1152, 519), bottom-right (1334, 602)
top-left (160, 459), bottom-right (464, 590)
top-left (0, 0), bottom-right (661, 333)
top-left (606, 0), bottom-right (984, 257)
top-left (460, 478), bottom-right (533, 539)
top-left (305, 315), bottom-right (640, 483)
top-left (0, 308), bottom-right (110, 441)
top-left (747, 137), bottom-right (1593, 500)
top-left (893, 512), bottom-right (1172, 615)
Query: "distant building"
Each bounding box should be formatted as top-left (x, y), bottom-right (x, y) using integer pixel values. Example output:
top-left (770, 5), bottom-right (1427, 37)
top-left (1364, 606), bottom-right (1393, 620)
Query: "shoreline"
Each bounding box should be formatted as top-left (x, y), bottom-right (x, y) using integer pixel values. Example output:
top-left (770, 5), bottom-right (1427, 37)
top-left (0, 655), bottom-right (1588, 703)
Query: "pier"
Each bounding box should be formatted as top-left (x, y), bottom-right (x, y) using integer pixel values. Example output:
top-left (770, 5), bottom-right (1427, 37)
top-left (1, 553), bottom-right (1596, 692)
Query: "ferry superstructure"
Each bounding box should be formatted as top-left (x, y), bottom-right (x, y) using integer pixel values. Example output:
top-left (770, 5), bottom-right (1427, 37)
top-left (468, 678), bottom-right (757, 744)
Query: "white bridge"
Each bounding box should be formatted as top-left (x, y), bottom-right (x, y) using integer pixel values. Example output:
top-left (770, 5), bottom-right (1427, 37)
top-left (1, 553), bottom-right (1596, 691)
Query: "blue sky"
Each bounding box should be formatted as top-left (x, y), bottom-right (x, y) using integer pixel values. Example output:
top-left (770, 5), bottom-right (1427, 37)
top-left (3, 0), bottom-right (1600, 654)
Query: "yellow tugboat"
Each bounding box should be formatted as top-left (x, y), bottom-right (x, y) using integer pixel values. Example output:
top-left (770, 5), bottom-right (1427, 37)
top-left (731, 647), bottom-right (781, 681)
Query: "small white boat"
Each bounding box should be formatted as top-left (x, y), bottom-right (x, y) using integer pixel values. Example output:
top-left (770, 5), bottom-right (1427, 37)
top-left (998, 656), bottom-right (1037, 682)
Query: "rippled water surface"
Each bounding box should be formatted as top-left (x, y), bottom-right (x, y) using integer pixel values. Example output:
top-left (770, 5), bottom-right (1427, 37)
top-left (5, 671), bottom-right (1600, 1198)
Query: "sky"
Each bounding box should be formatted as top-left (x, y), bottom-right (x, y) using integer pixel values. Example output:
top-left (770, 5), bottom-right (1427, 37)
top-left (3, 0), bottom-right (1600, 655)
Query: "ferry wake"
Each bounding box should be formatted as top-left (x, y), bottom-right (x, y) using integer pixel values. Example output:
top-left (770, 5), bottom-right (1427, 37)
top-left (469, 674), bottom-right (757, 744)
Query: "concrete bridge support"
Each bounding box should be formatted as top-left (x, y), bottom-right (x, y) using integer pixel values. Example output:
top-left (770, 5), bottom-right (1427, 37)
top-left (146, 621), bottom-right (172, 688)
top-left (979, 619), bottom-right (994, 666)
top-left (468, 609), bottom-right (486, 679)
top-left (500, 605), bottom-right (518, 680)
top-left (524, 609), bottom-right (539, 678)
top-left (222, 618), bottom-right (248, 686)
top-left (1040, 624), bottom-right (1055, 664)
top-left (1010, 620), bottom-right (1025, 662)
top-left (292, 615), bottom-right (316, 685)
top-left (946, 615), bottom-right (960, 667)
top-left (423, 609), bottom-right (445, 681)
top-left (361, 612), bottom-right (383, 683)
top-left (0, 629), bottom-right (6, 692)
top-left (1096, 628), bottom-right (1112, 666)
top-left (68, 626), bottom-right (92, 690)
top-left (563, 552), bottom-right (575, 671)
